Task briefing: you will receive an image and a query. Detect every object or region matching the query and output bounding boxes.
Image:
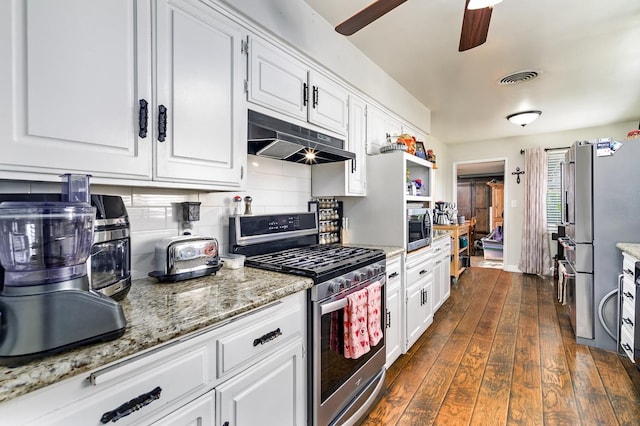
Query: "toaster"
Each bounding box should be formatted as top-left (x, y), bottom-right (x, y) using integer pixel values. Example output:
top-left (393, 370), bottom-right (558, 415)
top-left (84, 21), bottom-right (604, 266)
top-left (149, 235), bottom-right (220, 282)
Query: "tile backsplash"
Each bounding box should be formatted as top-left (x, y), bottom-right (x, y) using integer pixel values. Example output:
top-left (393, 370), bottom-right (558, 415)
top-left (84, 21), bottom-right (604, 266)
top-left (0, 155), bottom-right (312, 279)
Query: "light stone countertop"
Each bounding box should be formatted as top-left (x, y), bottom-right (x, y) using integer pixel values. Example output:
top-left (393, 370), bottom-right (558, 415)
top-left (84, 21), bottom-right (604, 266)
top-left (433, 230), bottom-right (453, 241)
top-left (0, 267), bottom-right (313, 403)
top-left (617, 243), bottom-right (640, 259)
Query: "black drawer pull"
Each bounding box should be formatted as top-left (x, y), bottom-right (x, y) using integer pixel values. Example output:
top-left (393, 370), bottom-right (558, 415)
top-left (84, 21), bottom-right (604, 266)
top-left (623, 317), bottom-right (634, 326)
top-left (253, 328), bottom-right (282, 346)
top-left (157, 105), bottom-right (167, 142)
top-left (312, 85), bottom-right (319, 108)
top-left (623, 291), bottom-right (635, 300)
top-left (388, 272), bottom-right (399, 279)
top-left (100, 386), bottom-right (161, 423)
top-left (622, 343), bottom-right (632, 351)
top-left (138, 99), bottom-right (148, 138)
top-left (624, 268), bottom-right (634, 276)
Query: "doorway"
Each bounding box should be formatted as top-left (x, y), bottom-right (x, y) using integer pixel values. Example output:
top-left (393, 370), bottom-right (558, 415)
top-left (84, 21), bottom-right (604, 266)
top-left (453, 159), bottom-right (506, 270)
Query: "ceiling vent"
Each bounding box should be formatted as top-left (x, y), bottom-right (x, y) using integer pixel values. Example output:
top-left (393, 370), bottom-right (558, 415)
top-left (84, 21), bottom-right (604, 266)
top-left (498, 70), bottom-right (540, 86)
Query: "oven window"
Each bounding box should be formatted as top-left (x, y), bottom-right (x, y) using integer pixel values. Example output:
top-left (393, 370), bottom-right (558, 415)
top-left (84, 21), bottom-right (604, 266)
top-left (319, 291), bottom-right (385, 402)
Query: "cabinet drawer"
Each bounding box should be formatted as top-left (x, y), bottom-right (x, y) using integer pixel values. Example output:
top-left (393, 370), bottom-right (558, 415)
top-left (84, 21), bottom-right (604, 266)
top-left (387, 256), bottom-right (402, 286)
top-left (621, 326), bottom-right (635, 362)
top-left (623, 252), bottom-right (638, 277)
top-left (406, 258), bottom-right (433, 285)
top-left (54, 345), bottom-right (209, 425)
top-left (217, 303), bottom-right (302, 378)
top-left (622, 302), bottom-right (636, 334)
top-left (622, 275), bottom-right (636, 306)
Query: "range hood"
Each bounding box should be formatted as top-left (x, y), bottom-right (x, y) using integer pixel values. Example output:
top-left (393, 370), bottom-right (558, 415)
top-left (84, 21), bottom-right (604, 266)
top-left (248, 110), bottom-right (355, 164)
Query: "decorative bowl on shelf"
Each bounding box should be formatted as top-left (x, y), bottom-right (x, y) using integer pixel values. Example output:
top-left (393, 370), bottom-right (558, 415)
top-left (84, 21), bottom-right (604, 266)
top-left (380, 143), bottom-right (408, 153)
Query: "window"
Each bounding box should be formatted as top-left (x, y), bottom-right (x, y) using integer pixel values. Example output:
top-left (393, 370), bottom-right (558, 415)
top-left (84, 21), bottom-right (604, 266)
top-left (546, 149), bottom-right (567, 231)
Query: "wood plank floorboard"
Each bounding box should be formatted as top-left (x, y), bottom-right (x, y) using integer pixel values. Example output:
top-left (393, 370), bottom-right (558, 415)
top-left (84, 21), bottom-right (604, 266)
top-left (358, 267), bottom-right (640, 426)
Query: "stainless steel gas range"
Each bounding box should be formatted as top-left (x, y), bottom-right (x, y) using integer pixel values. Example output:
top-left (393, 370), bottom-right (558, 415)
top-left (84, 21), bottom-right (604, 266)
top-left (230, 212), bottom-right (387, 426)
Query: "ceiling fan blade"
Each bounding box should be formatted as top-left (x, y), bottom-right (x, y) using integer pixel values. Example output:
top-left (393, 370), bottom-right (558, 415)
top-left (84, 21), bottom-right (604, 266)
top-left (335, 0), bottom-right (408, 36)
top-left (458, 0), bottom-right (493, 52)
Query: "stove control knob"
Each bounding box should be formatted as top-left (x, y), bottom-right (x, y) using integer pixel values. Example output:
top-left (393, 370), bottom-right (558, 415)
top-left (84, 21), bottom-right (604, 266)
top-left (328, 281), bottom-right (341, 294)
top-left (343, 279), bottom-right (352, 288)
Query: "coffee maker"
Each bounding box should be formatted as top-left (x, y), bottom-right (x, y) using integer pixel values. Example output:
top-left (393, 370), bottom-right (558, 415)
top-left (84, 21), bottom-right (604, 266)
top-left (0, 175), bottom-right (126, 366)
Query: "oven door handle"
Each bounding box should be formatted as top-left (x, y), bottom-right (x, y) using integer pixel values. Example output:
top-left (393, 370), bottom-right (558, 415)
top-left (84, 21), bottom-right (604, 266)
top-left (321, 298), bottom-right (348, 316)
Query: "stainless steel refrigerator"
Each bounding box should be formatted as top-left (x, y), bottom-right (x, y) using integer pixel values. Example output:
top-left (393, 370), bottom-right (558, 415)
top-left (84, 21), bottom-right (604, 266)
top-left (561, 138), bottom-right (640, 351)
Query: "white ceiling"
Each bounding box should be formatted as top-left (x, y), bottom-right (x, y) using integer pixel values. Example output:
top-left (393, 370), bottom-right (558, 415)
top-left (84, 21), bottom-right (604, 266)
top-left (302, 0), bottom-right (640, 144)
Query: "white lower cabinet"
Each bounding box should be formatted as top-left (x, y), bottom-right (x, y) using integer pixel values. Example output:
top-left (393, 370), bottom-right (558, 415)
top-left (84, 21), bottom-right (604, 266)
top-left (0, 292), bottom-right (306, 426)
top-left (216, 339), bottom-right (304, 426)
top-left (385, 255), bottom-right (404, 368)
top-left (152, 391), bottom-right (215, 426)
top-left (432, 237), bottom-right (452, 312)
top-left (405, 248), bottom-right (434, 352)
top-left (620, 252), bottom-right (638, 362)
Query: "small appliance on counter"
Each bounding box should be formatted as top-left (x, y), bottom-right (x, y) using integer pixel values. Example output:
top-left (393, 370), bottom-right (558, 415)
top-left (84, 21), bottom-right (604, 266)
top-left (89, 195), bottom-right (131, 300)
top-left (0, 175), bottom-right (126, 366)
top-left (149, 236), bottom-right (220, 282)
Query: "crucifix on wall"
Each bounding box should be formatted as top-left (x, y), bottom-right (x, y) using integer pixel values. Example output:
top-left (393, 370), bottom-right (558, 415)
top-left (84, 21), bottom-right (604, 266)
top-left (512, 167), bottom-right (525, 184)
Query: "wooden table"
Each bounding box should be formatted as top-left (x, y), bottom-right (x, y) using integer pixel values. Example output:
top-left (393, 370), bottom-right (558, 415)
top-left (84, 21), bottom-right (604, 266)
top-left (434, 222), bottom-right (471, 283)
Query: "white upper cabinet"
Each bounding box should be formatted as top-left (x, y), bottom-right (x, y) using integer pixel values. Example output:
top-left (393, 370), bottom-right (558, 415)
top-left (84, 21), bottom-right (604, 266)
top-left (248, 36), bottom-right (348, 136)
top-left (311, 93), bottom-right (366, 197)
top-left (366, 104), bottom-right (403, 155)
top-left (247, 36), bottom-right (308, 123)
top-left (154, 0), bottom-right (247, 187)
top-left (307, 71), bottom-right (348, 135)
top-left (0, 0), bottom-right (152, 180)
top-left (0, 0), bottom-right (247, 189)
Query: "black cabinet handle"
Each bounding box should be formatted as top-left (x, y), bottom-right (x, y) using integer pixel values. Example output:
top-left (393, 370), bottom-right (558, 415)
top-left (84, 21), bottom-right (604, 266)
top-left (624, 268), bottom-right (634, 276)
top-left (303, 83), bottom-right (309, 106)
top-left (223, 422), bottom-right (229, 426)
top-left (623, 317), bottom-right (634, 326)
top-left (386, 310), bottom-right (391, 328)
top-left (419, 269), bottom-right (428, 275)
top-left (158, 105), bottom-right (167, 142)
top-left (623, 291), bottom-right (634, 300)
top-left (622, 343), bottom-right (632, 351)
top-left (388, 272), bottom-right (399, 279)
top-left (312, 86), bottom-right (319, 108)
top-left (100, 387), bottom-right (161, 423)
top-left (138, 99), bottom-right (148, 138)
top-left (253, 328), bottom-right (282, 346)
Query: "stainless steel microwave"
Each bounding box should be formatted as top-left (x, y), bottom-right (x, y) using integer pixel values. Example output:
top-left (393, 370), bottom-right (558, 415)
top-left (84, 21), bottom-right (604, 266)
top-left (407, 208), bottom-right (432, 252)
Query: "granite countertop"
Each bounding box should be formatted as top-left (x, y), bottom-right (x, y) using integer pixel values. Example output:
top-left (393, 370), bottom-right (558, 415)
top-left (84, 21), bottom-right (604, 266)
top-left (0, 268), bottom-right (313, 403)
top-left (433, 230), bottom-right (453, 241)
top-left (617, 243), bottom-right (640, 259)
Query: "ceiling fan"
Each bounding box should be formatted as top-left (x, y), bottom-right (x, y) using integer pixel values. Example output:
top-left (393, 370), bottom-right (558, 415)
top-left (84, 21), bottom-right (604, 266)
top-left (334, 0), bottom-right (500, 52)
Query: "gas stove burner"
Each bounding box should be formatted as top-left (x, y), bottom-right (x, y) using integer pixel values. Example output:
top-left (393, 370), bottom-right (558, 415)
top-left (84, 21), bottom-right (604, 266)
top-left (245, 244), bottom-right (385, 282)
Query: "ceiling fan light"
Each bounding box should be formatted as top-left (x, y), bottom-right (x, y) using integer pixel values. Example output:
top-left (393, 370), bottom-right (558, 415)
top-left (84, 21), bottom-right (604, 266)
top-left (468, 0), bottom-right (503, 10)
top-left (506, 110), bottom-right (542, 127)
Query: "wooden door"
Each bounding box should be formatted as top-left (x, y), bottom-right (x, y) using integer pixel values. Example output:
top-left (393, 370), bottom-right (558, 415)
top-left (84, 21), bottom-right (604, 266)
top-left (488, 182), bottom-right (504, 229)
top-left (456, 176), bottom-right (500, 246)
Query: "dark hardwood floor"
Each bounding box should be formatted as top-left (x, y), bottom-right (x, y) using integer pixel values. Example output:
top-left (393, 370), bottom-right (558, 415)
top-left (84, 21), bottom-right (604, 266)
top-left (360, 267), bottom-right (640, 425)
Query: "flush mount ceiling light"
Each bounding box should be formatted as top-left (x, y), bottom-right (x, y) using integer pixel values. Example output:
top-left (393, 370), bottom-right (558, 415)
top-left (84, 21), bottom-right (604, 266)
top-left (507, 110), bottom-right (542, 127)
top-left (468, 0), bottom-right (503, 10)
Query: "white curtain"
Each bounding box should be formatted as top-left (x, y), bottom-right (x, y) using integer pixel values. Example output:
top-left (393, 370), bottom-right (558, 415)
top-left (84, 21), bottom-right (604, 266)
top-left (518, 147), bottom-right (551, 275)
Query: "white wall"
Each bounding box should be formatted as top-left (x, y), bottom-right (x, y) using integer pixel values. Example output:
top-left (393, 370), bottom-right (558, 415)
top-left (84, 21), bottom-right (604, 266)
top-left (447, 120), bottom-right (637, 272)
